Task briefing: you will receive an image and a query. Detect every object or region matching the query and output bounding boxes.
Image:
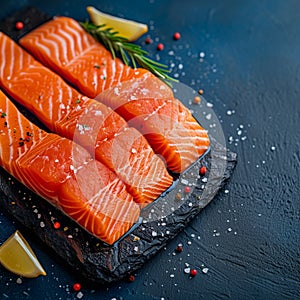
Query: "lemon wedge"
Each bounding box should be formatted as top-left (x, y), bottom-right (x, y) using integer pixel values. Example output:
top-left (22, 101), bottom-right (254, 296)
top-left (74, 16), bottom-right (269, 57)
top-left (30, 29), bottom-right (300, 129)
top-left (86, 6), bottom-right (148, 41)
top-left (0, 231), bottom-right (46, 278)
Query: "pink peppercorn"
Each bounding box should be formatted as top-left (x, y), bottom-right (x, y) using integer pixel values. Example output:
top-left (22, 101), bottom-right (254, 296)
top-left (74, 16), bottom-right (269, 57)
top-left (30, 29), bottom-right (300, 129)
top-left (173, 32), bottom-right (181, 40)
top-left (128, 274), bottom-right (135, 282)
top-left (73, 283), bottom-right (81, 291)
top-left (175, 244), bottom-right (183, 253)
top-left (157, 43), bottom-right (164, 51)
top-left (199, 166), bottom-right (207, 176)
top-left (184, 186), bottom-right (191, 193)
top-left (53, 221), bottom-right (61, 229)
top-left (15, 21), bottom-right (24, 30)
top-left (145, 37), bottom-right (152, 44)
top-left (190, 269), bottom-right (197, 277)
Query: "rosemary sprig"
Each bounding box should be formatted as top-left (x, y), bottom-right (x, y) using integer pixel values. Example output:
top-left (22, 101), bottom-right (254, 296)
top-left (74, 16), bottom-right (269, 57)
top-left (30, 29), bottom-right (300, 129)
top-left (80, 21), bottom-right (177, 83)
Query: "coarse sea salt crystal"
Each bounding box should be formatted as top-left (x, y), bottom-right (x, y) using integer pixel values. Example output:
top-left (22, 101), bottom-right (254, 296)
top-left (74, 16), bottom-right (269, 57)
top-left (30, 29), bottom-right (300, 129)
top-left (205, 113), bottom-right (212, 120)
top-left (227, 110), bottom-right (235, 115)
top-left (16, 278), bottom-right (22, 284)
top-left (114, 87), bottom-right (120, 95)
top-left (77, 292), bottom-right (84, 299)
top-left (202, 267), bottom-right (209, 274)
top-left (181, 179), bottom-right (189, 185)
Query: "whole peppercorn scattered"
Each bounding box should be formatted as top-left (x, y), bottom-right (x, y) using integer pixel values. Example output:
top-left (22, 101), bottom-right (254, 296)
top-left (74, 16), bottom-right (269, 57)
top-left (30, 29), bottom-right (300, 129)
top-left (128, 274), bottom-right (135, 282)
top-left (198, 89), bottom-right (204, 95)
top-left (53, 221), bottom-right (61, 229)
top-left (193, 96), bottom-right (201, 104)
top-left (190, 269), bottom-right (197, 277)
top-left (175, 244), bottom-right (183, 253)
top-left (157, 43), bottom-right (164, 51)
top-left (184, 186), bottom-right (191, 193)
top-left (145, 37), bottom-right (152, 44)
top-left (199, 166), bottom-right (207, 176)
top-left (15, 21), bottom-right (24, 30)
top-left (173, 32), bottom-right (181, 40)
top-left (175, 192), bottom-right (182, 201)
top-left (73, 283), bottom-right (81, 291)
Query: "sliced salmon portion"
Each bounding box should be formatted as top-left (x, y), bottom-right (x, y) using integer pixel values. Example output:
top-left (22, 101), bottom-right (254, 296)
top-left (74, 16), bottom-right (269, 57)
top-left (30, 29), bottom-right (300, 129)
top-left (95, 127), bottom-right (172, 205)
top-left (96, 74), bottom-right (174, 110)
top-left (0, 90), bottom-right (140, 245)
top-left (19, 16), bottom-right (210, 173)
top-left (19, 16), bottom-right (172, 99)
top-left (115, 98), bottom-right (210, 173)
top-left (0, 32), bottom-right (173, 205)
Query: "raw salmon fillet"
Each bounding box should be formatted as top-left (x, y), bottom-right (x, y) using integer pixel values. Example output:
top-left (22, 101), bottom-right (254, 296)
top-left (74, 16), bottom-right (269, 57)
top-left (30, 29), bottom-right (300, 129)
top-left (19, 17), bottom-right (210, 173)
top-left (18, 16), bottom-right (172, 100)
top-left (0, 32), bottom-right (173, 205)
top-left (0, 90), bottom-right (140, 245)
top-left (117, 98), bottom-right (210, 173)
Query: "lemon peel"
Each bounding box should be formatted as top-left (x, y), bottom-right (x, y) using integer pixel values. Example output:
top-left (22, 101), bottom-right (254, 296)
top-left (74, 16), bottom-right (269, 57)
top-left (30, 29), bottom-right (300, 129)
top-left (0, 231), bottom-right (46, 278)
top-left (86, 6), bottom-right (148, 41)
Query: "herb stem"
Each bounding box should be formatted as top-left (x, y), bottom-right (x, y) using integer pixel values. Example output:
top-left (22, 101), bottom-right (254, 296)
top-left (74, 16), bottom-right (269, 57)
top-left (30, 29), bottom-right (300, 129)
top-left (80, 21), bottom-right (177, 83)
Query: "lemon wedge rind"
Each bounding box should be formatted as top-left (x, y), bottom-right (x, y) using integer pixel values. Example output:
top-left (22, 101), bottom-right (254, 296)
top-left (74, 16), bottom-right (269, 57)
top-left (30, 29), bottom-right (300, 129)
top-left (0, 230), bottom-right (46, 278)
top-left (86, 6), bottom-right (148, 41)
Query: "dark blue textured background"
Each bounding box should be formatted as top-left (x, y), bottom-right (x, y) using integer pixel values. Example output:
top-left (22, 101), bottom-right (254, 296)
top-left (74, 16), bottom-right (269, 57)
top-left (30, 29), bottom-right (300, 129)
top-left (0, 1), bottom-right (299, 299)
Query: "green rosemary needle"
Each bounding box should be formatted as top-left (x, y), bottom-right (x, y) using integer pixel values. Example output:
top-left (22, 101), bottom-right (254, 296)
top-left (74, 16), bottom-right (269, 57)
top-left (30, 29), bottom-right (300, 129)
top-left (80, 21), bottom-right (177, 83)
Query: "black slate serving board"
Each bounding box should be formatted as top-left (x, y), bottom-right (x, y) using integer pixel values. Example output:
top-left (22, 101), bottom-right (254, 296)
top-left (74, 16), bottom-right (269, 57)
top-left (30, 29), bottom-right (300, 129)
top-left (0, 7), bottom-right (237, 285)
